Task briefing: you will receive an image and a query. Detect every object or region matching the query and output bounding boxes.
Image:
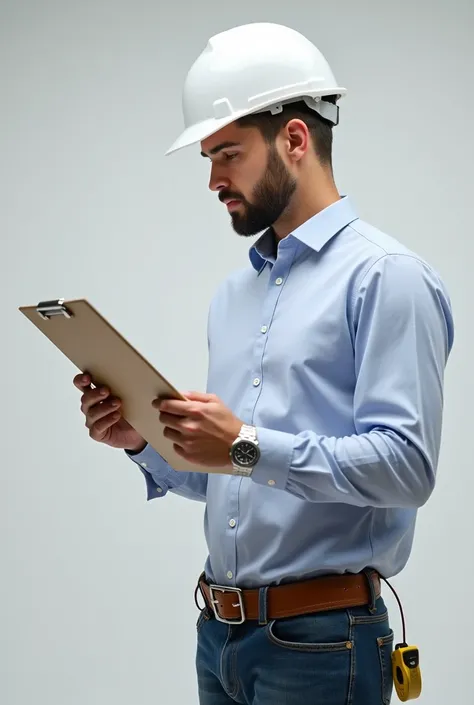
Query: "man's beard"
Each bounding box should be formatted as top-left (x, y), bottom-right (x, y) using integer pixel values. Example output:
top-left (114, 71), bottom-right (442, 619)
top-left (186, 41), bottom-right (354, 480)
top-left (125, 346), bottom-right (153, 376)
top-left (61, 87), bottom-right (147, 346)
top-left (220, 145), bottom-right (297, 237)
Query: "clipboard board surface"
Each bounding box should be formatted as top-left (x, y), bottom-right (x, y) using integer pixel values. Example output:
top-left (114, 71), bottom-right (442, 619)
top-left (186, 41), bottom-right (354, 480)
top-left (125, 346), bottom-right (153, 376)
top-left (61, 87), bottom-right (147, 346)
top-left (19, 298), bottom-right (204, 473)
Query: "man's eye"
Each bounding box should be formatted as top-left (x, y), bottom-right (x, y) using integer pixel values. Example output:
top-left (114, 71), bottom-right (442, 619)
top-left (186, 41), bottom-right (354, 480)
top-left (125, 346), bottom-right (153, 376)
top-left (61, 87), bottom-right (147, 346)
top-left (224, 153), bottom-right (238, 161)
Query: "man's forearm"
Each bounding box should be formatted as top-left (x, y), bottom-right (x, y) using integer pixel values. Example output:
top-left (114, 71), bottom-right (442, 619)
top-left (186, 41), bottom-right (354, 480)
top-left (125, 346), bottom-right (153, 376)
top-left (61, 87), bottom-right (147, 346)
top-left (251, 425), bottom-right (433, 508)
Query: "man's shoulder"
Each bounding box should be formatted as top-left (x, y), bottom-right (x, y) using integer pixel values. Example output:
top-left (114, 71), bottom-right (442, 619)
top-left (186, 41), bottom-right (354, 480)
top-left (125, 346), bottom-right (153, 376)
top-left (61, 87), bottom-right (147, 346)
top-left (344, 218), bottom-right (421, 260)
top-left (341, 217), bottom-right (448, 290)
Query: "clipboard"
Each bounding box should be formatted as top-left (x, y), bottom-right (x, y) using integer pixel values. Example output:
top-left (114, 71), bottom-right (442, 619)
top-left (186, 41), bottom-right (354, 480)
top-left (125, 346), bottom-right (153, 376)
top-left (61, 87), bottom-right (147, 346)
top-left (19, 298), bottom-right (205, 473)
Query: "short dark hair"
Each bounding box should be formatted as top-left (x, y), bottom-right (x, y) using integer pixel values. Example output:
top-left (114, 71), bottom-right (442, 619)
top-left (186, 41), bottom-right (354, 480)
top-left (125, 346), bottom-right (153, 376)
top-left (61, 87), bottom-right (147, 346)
top-left (237, 97), bottom-right (337, 167)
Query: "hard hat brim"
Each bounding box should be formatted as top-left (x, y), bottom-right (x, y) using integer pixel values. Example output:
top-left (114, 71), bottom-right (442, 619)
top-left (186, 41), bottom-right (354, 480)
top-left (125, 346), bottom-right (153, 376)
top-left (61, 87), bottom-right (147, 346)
top-left (165, 115), bottom-right (239, 156)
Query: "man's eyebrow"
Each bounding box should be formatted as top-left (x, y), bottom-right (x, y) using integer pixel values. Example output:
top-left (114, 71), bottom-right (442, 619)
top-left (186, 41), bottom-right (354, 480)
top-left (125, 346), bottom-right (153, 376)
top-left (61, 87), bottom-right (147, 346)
top-left (200, 141), bottom-right (241, 158)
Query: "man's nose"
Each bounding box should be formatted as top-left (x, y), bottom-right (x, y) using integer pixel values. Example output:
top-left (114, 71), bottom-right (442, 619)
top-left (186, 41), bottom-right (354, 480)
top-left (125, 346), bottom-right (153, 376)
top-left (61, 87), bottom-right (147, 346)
top-left (209, 165), bottom-right (230, 192)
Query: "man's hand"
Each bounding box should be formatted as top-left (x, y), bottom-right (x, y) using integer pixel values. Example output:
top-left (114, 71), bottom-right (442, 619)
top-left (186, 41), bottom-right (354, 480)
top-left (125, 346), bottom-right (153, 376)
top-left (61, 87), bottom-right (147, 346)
top-left (74, 374), bottom-right (146, 452)
top-left (155, 391), bottom-right (243, 468)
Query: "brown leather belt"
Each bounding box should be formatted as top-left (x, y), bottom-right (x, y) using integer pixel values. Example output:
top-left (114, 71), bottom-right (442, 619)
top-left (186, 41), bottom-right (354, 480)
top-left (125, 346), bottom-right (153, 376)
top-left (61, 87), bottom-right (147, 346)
top-left (198, 570), bottom-right (381, 624)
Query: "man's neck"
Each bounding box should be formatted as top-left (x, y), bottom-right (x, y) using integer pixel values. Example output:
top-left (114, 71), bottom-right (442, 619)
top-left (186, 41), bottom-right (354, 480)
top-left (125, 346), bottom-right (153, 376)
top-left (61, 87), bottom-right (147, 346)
top-left (273, 179), bottom-right (341, 241)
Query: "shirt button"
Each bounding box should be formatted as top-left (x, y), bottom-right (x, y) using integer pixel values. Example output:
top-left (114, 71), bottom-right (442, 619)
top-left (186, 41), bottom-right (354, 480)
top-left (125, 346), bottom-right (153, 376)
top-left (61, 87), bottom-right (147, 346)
top-left (229, 519), bottom-right (236, 528)
top-left (268, 479), bottom-right (276, 486)
top-left (260, 325), bottom-right (268, 333)
top-left (140, 462), bottom-right (147, 468)
top-left (156, 487), bottom-right (163, 493)
top-left (227, 571), bottom-right (233, 579)
top-left (253, 377), bottom-right (261, 386)
top-left (275, 277), bottom-right (283, 285)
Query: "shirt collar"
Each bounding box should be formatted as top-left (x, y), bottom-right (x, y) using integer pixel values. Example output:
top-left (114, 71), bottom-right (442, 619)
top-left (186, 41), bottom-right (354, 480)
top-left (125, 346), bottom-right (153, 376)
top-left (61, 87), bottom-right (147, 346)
top-left (249, 195), bottom-right (359, 273)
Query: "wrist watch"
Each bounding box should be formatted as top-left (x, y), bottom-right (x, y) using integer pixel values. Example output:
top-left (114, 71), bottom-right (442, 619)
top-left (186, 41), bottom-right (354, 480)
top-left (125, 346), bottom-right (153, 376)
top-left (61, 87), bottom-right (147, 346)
top-left (229, 424), bottom-right (260, 476)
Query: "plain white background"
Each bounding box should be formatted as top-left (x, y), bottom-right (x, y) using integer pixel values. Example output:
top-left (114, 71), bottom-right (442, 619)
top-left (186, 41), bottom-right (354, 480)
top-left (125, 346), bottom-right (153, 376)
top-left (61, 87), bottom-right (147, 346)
top-left (2, 1), bottom-right (473, 703)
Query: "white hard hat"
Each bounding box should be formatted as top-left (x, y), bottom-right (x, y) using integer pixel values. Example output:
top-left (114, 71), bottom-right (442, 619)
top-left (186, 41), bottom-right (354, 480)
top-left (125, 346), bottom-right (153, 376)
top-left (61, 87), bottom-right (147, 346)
top-left (165, 22), bottom-right (346, 156)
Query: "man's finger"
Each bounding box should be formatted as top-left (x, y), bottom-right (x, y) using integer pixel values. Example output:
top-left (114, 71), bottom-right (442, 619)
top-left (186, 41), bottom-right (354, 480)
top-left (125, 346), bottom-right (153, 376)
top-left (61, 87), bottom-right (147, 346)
top-left (87, 397), bottom-right (120, 424)
top-left (160, 412), bottom-right (200, 434)
top-left (159, 411), bottom-right (185, 429)
top-left (154, 398), bottom-right (191, 415)
top-left (183, 391), bottom-right (216, 402)
top-left (154, 392), bottom-right (215, 413)
top-left (74, 373), bottom-right (91, 390)
top-left (89, 411), bottom-right (120, 440)
top-left (172, 443), bottom-right (193, 461)
top-left (80, 387), bottom-right (111, 415)
top-left (172, 443), bottom-right (208, 467)
top-left (163, 426), bottom-right (183, 443)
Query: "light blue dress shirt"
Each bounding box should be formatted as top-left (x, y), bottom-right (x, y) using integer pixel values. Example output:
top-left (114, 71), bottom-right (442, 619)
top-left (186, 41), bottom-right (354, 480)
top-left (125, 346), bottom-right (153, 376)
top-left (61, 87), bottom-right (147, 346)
top-left (128, 196), bottom-right (454, 589)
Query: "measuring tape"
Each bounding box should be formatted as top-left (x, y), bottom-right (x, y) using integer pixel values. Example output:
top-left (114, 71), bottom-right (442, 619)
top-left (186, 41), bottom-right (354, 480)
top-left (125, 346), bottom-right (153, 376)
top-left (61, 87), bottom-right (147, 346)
top-left (381, 576), bottom-right (423, 701)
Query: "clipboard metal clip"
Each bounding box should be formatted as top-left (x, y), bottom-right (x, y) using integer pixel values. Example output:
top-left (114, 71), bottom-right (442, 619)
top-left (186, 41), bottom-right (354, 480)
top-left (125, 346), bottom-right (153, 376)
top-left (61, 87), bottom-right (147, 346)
top-left (36, 299), bottom-right (73, 320)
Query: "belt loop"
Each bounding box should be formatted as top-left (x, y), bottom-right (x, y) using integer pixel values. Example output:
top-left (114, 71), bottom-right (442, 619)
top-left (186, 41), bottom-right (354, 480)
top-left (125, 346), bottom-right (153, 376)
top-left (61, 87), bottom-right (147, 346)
top-left (363, 569), bottom-right (378, 613)
top-left (258, 586), bottom-right (269, 625)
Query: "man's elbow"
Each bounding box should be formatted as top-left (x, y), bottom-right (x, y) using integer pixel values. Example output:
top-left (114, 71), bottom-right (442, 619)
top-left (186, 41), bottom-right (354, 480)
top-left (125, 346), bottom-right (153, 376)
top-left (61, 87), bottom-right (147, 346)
top-left (402, 449), bottom-right (437, 508)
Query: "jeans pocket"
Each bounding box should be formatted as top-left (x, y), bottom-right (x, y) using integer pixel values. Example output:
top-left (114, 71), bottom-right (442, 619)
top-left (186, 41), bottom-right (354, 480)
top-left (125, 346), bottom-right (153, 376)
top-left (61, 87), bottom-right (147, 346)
top-left (377, 630), bottom-right (395, 704)
top-left (264, 616), bottom-right (354, 705)
top-left (265, 612), bottom-right (353, 653)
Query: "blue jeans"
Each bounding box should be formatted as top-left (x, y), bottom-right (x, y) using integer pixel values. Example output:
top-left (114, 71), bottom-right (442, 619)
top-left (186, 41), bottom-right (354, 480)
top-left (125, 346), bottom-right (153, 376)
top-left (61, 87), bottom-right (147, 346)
top-left (196, 596), bottom-right (394, 704)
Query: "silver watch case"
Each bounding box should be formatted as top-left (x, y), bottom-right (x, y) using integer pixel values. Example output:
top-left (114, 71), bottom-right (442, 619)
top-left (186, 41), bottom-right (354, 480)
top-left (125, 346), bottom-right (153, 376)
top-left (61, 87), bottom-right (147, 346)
top-left (229, 426), bottom-right (260, 474)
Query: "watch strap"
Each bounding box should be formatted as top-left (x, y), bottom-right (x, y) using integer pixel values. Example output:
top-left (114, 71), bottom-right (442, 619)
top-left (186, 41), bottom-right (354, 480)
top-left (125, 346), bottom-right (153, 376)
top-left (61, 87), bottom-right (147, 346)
top-left (238, 424), bottom-right (257, 443)
top-left (231, 424), bottom-right (259, 476)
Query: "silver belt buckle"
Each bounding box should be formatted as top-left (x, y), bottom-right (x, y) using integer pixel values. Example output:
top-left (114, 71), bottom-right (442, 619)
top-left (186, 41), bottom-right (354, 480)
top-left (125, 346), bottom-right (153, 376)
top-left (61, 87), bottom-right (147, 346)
top-left (208, 584), bottom-right (246, 624)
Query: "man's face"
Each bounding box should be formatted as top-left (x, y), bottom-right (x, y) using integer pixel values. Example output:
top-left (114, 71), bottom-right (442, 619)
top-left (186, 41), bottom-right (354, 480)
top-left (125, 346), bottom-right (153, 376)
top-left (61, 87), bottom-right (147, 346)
top-left (201, 123), bottom-right (297, 236)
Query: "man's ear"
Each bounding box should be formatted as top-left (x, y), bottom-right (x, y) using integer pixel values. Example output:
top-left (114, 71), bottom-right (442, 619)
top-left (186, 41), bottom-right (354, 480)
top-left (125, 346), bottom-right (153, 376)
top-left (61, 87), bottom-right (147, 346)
top-left (283, 119), bottom-right (311, 162)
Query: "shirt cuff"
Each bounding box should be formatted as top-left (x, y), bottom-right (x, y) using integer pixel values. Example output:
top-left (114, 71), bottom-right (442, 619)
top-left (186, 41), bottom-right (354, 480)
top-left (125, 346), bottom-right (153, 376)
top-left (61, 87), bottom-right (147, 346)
top-left (125, 444), bottom-right (169, 499)
top-left (125, 443), bottom-right (153, 465)
top-left (251, 427), bottom-right (295, 489)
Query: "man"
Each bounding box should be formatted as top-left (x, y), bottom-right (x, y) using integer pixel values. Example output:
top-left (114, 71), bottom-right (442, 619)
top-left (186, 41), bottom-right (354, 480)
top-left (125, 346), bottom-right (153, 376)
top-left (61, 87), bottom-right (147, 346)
top-left (74, 23), bottom-right (454, 705)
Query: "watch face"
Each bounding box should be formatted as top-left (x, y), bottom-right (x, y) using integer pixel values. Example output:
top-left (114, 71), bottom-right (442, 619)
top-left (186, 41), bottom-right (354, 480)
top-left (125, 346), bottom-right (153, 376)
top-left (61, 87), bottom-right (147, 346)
top-left (232, 441), bottom-right (259, 467)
